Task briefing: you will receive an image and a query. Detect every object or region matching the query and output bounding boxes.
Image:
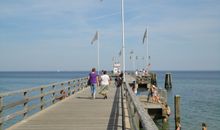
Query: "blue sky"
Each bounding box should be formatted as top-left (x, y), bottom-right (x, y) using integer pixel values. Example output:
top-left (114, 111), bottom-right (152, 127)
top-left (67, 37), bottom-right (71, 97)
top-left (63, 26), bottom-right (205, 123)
top-left (0, 0), bottom-right (220, 71)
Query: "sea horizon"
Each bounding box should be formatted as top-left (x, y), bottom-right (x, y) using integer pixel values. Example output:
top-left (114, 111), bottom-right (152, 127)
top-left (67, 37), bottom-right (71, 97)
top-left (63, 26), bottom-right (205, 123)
top-left (0, 70), bottom-right (220, 72)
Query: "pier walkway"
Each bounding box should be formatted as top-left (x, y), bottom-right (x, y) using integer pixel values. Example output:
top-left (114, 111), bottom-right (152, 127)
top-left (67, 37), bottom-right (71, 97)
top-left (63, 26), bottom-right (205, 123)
top-left (1, 75), bottom-right (159, 130)
top-left (7, 84), bottom-right (122, 130)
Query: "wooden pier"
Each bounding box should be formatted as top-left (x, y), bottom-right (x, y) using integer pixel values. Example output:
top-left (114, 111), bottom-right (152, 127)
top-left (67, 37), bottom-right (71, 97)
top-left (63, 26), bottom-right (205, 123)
top-left (0, 74), bottom-right (161, 130)
top-left (7, 84), bottom-right (121, 130)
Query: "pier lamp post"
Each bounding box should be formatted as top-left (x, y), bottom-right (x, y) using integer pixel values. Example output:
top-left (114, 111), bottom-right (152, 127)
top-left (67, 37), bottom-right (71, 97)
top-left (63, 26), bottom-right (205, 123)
top-left (100, 0), bottom-right (125, 81)
top-left (121, 0), bottom-right (125, 82)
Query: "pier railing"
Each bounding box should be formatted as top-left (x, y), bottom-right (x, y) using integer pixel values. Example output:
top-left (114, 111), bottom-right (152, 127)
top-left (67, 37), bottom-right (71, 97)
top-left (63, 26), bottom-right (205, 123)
top-left (122, 82), bottom-right (159, 130)
top-left (0, 77), bottom-right (88, 129)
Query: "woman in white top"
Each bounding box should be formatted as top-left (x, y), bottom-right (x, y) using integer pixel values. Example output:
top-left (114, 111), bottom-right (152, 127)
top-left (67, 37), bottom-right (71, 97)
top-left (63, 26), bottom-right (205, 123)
top-left (99, 70), bottom-right (110, 99)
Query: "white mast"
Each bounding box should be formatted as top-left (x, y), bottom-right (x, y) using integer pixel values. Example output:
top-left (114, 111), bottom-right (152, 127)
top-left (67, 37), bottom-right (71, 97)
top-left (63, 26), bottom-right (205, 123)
top-left (121, 0), bottom-right (125, 81)
top-left (146, 26), bottom-right (149, 74)
top-left (97, 31), bottom-right (100, 75)
top-left (142, 25), bottom-right (149, 74)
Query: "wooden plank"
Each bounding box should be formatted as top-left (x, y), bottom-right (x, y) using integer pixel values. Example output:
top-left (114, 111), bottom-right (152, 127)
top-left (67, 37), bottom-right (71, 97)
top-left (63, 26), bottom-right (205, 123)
top-left (0, 109), bottom-right (27, 124)
top-left (138, 96), bottom-right (162, 109)
top-left (3, 90), bottom-right (57, 111)
top-left (7, 84), bottom-right (122, 130)
top-left (145, 103), bottom-right (162, 109)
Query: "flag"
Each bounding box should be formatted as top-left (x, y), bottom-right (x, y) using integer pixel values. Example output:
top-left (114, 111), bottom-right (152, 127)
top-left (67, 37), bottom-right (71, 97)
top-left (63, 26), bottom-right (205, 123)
top-left (142, 28), bottom-right (147, 44)
top-left (91, 31), bottom-right (98, 44)
top-left (112, 57), bottom-right (115, 61)
top-left (119, 50), bottom-right (122, 56)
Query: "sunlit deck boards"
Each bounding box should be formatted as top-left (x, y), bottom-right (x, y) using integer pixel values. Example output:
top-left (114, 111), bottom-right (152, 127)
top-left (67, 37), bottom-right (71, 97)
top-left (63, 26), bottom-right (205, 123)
top-left (7, 84), bottom-right (122, 130)
top-left (139, 96), bottom-right (163, 109)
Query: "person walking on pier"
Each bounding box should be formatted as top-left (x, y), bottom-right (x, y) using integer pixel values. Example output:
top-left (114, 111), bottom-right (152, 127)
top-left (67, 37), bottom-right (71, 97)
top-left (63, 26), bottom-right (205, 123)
top-left (88, 68), bottom-right (99, 99)
top-left (115, 72), bottom-right (123, 87)
top-left (99, 70), bottom-right (110, 99)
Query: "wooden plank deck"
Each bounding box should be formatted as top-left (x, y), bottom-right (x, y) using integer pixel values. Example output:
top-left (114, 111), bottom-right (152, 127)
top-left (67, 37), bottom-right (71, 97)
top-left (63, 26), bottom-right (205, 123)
top-left (139, 96), bottom-right (163, 109)
top-left (126, 75), bottom-right (163, 109)
top-left (7, 84), bottom-right (122, 130)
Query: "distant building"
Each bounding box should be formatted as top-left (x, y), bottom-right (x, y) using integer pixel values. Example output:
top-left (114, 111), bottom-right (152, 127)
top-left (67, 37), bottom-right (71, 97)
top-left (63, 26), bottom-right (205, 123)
top-left (113, 63), bottom-right (121, 75)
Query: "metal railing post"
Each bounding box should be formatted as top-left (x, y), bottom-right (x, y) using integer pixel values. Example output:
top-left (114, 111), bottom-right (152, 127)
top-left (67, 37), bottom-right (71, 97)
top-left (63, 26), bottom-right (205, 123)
top-left (0, 96), bottom-right (3, 130)
top-left (23, 91), bottom-right (28, 119)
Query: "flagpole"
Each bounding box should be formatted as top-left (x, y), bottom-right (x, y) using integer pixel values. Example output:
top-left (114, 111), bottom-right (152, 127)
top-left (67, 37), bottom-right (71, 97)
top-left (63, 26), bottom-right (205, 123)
top-left (146, 26), bottom-right (149, 74)
top-left (121, 0), bottom-right (125, 82)
top-left (97, 31), bottom-right (100, 75)
top-left (136, 56), bottom-right (139, 71)
top-left (134, 55), bottom-right (136, 72)
top-left (130, 51), bottom-right (135, 72)
top-left (133, 53), bottom-right (135, 72)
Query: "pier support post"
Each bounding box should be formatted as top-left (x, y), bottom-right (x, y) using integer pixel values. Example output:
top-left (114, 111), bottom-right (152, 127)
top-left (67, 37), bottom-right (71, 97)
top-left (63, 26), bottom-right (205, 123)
top-left (174, 95), bottom-right (181, 130)
top-left (151, 73), bottom-right (157, 87)
top-left (165, 73), bottom-right (172, 89)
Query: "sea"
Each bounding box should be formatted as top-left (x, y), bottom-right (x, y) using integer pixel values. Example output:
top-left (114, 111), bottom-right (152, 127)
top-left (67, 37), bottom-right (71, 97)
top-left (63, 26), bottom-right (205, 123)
top-left (0, 71), bottom-right (219, 130)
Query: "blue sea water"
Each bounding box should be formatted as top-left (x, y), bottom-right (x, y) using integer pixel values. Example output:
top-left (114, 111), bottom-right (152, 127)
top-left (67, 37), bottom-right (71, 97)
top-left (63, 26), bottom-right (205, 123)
top-left (0, 71), bottom-right (88, 92)
top-left (0, 71), bottom-right (219, 130)
top-left (0, 71), bottom-right (89, 129)
top-left (154, 71), bottom-right (220, 130)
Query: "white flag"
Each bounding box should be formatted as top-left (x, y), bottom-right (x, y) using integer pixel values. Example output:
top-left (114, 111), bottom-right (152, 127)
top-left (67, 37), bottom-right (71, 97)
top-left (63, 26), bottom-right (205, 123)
top-left (91, 31), bottom-right (98, 44)
top-left (142, 28), bottom-right (147, 44)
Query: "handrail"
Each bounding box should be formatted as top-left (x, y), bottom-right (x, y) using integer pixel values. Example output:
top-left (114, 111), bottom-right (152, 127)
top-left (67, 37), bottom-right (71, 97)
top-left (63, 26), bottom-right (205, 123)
top-left (0, 77), bottom-right (88, 129)
top-left (0, 77), bottom-right (85, 97)
top-left (122, 81), bottom-right (159, 130)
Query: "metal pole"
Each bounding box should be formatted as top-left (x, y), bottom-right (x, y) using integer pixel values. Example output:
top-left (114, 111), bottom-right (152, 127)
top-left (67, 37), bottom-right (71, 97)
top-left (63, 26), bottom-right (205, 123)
top-left (121, 0), bottom-right (125, 81)
top-left (146, 26), bottom-right (149, 72)
top-left (133, 53), bottom-right (135, 72)
top-left (97, 31), bottom-right (100, 75)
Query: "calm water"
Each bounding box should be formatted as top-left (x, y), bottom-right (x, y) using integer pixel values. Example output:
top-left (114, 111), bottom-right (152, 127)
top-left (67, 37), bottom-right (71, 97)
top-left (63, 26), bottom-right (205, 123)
top-left (0, 71), bottom-right (88, 92)
top-left (0, 71), bottom-right (89, 129)
top-left (0, 71), bottom-right (220, 130)
top-left (154, 71), bottom-right (220, 130)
